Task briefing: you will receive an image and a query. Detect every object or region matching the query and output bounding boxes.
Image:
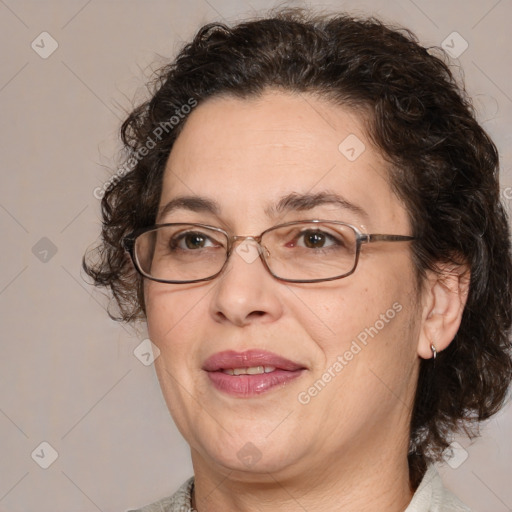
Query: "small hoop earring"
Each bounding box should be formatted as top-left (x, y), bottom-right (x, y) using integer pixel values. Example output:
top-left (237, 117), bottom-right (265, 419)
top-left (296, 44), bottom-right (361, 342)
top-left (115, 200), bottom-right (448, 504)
top-left (431, 344), bottom-right (437, 360)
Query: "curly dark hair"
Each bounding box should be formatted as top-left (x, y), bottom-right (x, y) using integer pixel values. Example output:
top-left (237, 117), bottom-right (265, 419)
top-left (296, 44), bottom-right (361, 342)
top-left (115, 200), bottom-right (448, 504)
top-left (83, 8), bottom-right (512, 488)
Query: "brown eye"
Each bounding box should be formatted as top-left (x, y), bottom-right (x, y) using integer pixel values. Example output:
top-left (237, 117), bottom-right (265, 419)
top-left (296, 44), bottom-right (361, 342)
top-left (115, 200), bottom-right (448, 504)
top-left (303, 231), bottom-right (327, 248)
top-left (297, 229), bottom-right (340, 249)
top-left (171, 231), bottom-right (215, 251)
top-left (184, 233), bottom-right (207, 249)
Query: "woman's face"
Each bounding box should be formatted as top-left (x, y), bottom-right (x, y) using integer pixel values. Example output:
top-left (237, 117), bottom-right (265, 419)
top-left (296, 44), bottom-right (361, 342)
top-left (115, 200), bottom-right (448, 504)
top-left (145, 90), bottom-right (422, 481)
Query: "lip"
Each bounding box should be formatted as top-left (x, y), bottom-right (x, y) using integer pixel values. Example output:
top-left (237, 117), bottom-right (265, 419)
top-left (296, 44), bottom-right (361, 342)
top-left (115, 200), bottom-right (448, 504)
top-left (203, 349), bottom-right (305, 372)
top-left (203, 350), bottom-right (306, 397)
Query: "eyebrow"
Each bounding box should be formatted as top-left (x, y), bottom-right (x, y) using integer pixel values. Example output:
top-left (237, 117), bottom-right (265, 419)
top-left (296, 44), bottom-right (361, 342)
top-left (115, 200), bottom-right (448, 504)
top-left (158, 196), bottom-right (220, 220)
top-left (157, 191), bottom-right (368, 222)
top-left (265, 191), bottom-right (368, 219)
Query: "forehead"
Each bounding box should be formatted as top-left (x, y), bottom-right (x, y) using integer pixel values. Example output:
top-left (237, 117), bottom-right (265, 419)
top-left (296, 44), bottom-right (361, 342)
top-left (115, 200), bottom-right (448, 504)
top-left (159, 89), bottom-right (409, 232)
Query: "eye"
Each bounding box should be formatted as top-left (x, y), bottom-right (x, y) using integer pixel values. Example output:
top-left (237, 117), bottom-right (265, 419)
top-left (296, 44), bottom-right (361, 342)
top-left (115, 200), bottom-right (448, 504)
top-left (296, 229), bottom-right (342, 249)
top-left (171, 231), bottom-right (218, 250)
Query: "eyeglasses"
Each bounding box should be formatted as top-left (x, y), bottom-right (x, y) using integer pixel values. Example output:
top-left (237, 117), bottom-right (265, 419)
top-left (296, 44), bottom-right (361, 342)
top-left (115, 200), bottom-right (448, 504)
top-left (122, 220), bottom-right (415, 284)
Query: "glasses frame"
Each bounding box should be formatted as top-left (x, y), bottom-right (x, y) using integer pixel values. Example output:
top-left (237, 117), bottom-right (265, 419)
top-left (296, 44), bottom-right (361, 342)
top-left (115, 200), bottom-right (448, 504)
top-left (122, 219), bottom-right (415, 284)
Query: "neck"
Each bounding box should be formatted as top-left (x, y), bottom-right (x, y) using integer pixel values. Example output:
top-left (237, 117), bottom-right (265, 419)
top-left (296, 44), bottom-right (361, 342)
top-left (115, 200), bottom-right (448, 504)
top-left (190, 440), bottom-right (414, 512)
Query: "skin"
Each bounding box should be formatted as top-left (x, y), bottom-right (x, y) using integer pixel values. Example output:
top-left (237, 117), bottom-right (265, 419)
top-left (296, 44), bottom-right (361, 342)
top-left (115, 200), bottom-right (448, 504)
top-left (143, 89), bottom-right (468, 512)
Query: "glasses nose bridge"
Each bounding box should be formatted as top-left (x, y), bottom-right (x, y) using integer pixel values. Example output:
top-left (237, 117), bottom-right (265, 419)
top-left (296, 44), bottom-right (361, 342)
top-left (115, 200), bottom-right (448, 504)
top-left (229, 233), bottom-right (264, 248)
top-left (226, 234), bottom-right (270, 263)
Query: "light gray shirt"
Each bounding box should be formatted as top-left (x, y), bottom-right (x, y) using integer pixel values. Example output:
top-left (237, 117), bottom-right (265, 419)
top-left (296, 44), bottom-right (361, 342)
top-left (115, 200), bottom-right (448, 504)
top-left (127, 465), bottom-right (471, 512)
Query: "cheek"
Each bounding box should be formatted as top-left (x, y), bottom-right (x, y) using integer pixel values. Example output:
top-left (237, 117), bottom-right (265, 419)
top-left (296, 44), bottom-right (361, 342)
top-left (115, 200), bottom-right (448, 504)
top-left (298, 270), bottom-right (417, 364)
top-left (145, 285), bottom-right (208, 405)
top-left (144, 282), bottom-right (205, 350)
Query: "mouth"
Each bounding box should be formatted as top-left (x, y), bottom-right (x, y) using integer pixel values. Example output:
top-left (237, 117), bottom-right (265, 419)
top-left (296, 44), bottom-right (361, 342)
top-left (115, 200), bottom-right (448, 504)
top-left (220, 365), bottom-right (277, 375)
top-left (202, 349), bottom-right (306, 397)
top-left (202, 349), bottom-right (305, 372)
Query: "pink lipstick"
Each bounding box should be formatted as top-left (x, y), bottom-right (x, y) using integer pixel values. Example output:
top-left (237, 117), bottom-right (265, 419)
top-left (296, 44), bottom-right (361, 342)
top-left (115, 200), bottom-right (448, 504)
top-left (202, 349), bottom-right (306, 397)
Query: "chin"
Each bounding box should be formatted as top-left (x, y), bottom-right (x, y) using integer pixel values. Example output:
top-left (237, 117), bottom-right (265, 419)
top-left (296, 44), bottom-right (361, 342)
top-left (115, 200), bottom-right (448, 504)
top-left (197, 435), bottom-right (302, 476)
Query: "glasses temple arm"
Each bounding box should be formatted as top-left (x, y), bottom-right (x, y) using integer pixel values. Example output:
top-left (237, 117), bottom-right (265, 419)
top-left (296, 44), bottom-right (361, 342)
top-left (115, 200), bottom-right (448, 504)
top-left (365, 234), bottom-right (415, 243)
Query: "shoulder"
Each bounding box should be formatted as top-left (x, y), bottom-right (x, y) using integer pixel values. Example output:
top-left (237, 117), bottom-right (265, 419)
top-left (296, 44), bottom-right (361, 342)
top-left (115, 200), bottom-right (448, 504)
top-left (405, 465), bottom-right (471, 512)
top-left (125, 476), bottom-right (195, 512)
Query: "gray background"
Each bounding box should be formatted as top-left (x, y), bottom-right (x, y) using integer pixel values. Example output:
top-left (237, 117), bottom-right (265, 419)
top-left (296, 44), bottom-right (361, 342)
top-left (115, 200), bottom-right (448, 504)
top-left (0, 0), bottom-right (511, 511)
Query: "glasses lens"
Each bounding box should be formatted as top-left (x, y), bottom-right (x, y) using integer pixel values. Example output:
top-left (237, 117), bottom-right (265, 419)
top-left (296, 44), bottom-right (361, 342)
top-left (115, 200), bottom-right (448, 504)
top-left (134, 224), bottom-right (228, 282)
top-left (262, 222), bottom-right (358, 281)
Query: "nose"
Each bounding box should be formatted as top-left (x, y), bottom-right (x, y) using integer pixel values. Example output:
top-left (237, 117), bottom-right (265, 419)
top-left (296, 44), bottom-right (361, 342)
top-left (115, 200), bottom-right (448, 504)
top-left (209, 239), bottom-right (283, 327)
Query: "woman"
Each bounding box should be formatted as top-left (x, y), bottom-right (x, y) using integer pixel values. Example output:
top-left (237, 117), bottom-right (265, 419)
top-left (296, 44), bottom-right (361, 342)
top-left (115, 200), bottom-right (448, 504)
top-left (84, 8), bottom-right (512, 511)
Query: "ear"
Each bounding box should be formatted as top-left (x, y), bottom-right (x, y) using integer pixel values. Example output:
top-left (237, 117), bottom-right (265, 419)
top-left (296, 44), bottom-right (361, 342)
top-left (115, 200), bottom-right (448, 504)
top-left (417, 262), bottom-right (470, 359)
